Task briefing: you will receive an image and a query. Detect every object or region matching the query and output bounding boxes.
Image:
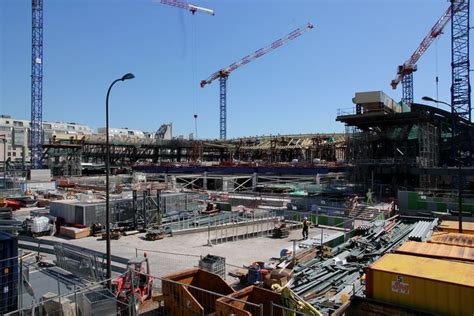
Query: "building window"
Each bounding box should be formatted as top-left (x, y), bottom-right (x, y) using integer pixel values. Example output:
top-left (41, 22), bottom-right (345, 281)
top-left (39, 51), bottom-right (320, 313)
top-left (43, 123), bottom-right (52, 129)
top-left (12, 152), bottom-right (16, 157)
top-left (5, 121), bottom-right (9, 125)
top-left (13, 121), bottom-right (23, 127)
top-left (7, 152), bottom-right (10, 157)
top-left (67, 125), bottom-right (75, 131)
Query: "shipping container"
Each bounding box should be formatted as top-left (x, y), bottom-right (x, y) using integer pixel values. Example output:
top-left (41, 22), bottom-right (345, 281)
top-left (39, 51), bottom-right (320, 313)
top-left (395, 240), bottom-right (474, 262)
top-left (366, 253), bottom-right (474, 316)
top-left (352, 91), bottom-right (402, 114)
top-left (428, 231), bottom-right (474, 248)
top-left (438, 220), bottom-right (474, 235)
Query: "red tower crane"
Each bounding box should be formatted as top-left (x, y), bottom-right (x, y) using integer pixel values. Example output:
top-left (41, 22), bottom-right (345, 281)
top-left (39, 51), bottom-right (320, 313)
top-left (201, 23), bottom-right (314, 140)
top-left (390, 6), bottom-right (452, 104)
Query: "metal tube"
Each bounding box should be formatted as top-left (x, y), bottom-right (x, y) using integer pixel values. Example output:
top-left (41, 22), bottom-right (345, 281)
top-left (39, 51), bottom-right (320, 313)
top-left (105, 78), bottom-right (121, 288)
top-left (458, 161), bottom-right (463, 233)
top-left (19, 257), bottom-right (23, 314)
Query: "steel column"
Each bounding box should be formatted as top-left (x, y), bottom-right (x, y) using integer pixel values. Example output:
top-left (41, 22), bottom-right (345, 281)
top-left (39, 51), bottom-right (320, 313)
top-left (219, 76), bottom-right (227, 140)
top-left (31, 0), bottom-right (44, 169)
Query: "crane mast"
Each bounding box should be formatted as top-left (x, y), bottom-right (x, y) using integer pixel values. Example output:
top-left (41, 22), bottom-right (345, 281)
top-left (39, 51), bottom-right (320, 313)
top-left (201, 23), bottom-right (314, 140)
top-left (31, 0), bottom-right (43, 169)
top-left (391, 6), bottom-right (452, 103)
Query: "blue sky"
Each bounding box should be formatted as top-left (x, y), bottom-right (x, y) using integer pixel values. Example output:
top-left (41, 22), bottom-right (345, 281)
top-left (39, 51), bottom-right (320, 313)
top-left (0, 0), bottom-right (457, 139)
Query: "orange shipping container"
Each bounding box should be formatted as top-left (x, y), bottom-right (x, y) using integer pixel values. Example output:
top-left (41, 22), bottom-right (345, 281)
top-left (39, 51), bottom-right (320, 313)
top-left (366, 253), bottom-right (474, 316)
top-left (429, 231), bottom-right (474, 248)
top-left (438, 221), bottom-right (474, 235)
top-left (395, 241), bottom-right (474, 262)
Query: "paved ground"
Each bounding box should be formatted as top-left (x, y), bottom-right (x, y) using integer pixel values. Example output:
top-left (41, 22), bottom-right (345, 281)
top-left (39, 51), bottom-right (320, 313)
top-left (40, 225), bottom-right (337, 279)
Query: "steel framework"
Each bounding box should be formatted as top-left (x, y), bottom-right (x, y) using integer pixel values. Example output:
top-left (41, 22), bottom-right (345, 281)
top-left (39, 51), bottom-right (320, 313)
top-left (401, 73), bottom-right (414, 104)
top-left (391, 6), bottom-right (452, 104)
top-left (31, 0), bottom-right (43, 169)
top-left (219, 76), bottom-right (228, 140)
top-left (451, 0), bottom-right (471, 122)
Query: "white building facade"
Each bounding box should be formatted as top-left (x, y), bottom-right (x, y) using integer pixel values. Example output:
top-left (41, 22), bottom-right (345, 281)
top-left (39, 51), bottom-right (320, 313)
top-left (0, 115), bottom-right (92, 163)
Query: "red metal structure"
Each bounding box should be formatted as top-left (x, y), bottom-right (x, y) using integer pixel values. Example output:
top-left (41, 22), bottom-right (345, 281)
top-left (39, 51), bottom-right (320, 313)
top-left (201, 23), bottom-right (314, 140)
top-left (390, 6), bottom-right (452, 104)
top-left (114, 255), bottom-right (154, 313)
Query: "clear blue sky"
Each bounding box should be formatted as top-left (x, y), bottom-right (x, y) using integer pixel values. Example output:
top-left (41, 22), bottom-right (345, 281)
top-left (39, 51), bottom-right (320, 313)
top-left (0, 0), bottom-right (457, 139)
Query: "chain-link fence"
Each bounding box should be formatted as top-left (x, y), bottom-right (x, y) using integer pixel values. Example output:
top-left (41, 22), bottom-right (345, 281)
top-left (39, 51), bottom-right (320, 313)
top-left (4, 250), bottom-right (310, 316)
top-left (135, 248), bottom-right (202, 278)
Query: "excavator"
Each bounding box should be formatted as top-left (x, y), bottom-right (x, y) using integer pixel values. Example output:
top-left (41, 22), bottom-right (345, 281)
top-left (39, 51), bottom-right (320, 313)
top-left (114, 254), bottom-right (154, 314)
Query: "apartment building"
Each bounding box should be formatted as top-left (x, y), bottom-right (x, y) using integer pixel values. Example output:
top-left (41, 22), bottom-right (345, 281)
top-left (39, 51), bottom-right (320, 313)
top-left (0, 115), bottom-right (92, 163)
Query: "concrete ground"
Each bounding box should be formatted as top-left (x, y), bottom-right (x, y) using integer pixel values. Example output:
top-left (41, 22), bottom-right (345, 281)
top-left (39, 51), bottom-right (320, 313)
top-left (40, 225), bottom-right (337, 279)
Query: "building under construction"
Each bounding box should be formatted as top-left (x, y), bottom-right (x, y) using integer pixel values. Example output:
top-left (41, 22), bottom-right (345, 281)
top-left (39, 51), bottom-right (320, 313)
top-left (42, 133), bottom-right (346, 176)
top-left (337, 91), bottom-right (474, 195)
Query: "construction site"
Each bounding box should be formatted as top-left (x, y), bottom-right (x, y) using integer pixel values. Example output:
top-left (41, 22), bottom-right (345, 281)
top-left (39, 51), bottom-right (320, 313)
top-left (1, 0), bottom-right (474, 316)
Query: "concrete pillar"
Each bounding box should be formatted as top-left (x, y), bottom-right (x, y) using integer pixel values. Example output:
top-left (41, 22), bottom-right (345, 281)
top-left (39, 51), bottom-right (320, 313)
top-left (170, 175), bottom-right (177, 189)
top-left (315, 174), bottom-right (321, 185)
top-left (222, 177), bottom-right (234, 192)
top-left (203, 171), bottom-right (208, 190)
top-left (252, 172), bottom-right (258, 191)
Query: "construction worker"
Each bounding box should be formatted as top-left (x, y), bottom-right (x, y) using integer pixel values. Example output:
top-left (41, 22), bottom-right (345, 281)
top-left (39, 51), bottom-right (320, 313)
top-left (366, 188), bottom-right (374, 205)
top-left (302, 217), bottom-right (309, 239)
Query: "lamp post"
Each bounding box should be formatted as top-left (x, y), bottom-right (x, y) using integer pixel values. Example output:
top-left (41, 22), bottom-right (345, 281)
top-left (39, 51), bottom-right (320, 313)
top-left (421, 96), bottom-right (451, 108)
top-left (1, 138), bottom-right (6, 188)
top-left (422, 95), bottom-right (462, 233)
top-left (194, 114), bottom-right (198, 139)
top-left (105, 73), bottom-right (134, 285)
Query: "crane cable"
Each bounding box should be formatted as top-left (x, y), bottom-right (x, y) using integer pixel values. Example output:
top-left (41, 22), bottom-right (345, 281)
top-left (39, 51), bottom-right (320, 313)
top-left (191, 15), bottom-right (198, 138)
top-left (435, 37), bottom-right (440, 104)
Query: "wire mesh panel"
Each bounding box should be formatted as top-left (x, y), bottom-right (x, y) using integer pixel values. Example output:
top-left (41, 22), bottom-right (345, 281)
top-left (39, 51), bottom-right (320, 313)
top-left (199, 254), bottom-right (226, 280)
top-left (136, 248), bottom-right (201, 278)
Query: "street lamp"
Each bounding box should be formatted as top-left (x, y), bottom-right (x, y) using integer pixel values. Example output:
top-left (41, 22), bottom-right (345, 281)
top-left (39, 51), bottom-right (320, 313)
top-left (105, 73), bottom-right (134, 285)
top-left (421, 96), bottom-right (451, 108)
top-left (422, 95), bottom-right (463, 233)
top-left (194, 114), bottom-right (198, 139)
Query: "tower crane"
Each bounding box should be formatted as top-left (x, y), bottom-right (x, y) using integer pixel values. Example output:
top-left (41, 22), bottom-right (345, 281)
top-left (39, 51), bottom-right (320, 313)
top-left (390, 6), bottom-right (452, 104)
top-left (201, 23), bottom-right (314, 140)
top-left (159, 0), bottom-right (214, 15)
top-left (450, 0), bottom-right (470, 122)
top-left (31, 0), bottom-right (44, 169)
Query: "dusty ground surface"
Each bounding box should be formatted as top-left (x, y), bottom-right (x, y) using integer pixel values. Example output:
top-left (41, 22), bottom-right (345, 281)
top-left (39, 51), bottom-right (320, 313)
top-left (40, 224), bottom-right (338, 278)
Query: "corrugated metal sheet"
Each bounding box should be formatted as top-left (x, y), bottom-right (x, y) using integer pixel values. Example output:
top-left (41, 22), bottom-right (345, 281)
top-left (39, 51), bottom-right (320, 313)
top-left (429, 232), bottom-right (474, 248)
top-left (438, 220), bottom-right (474, 235)
top-left (395, 241), bottom-right (474, 262)
top-left (369, 253), bottom-right (474, 287)
top-left (367, 253), bottom-right (474, 316)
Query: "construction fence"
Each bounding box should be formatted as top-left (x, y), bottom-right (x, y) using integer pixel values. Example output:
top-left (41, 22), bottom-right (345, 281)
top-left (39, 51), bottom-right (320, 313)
top-left (4, 266), bottom-right (278, 316)
top-left (3, 256), bottom-right (135, 316)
